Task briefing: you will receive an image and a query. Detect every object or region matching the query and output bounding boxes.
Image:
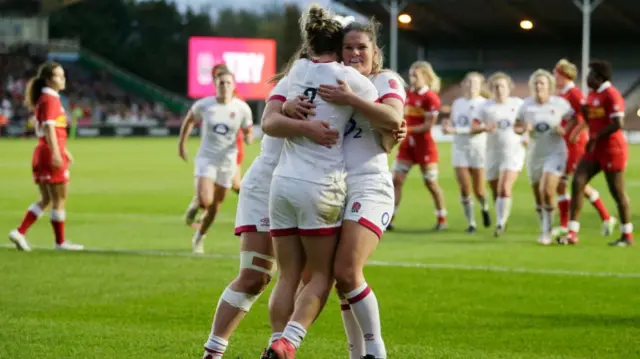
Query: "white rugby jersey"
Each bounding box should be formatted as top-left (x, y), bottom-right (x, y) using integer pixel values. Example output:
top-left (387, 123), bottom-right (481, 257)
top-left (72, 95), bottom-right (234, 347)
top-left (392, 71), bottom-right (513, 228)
top-left (192, 97), bottom-right (253, 165)
top-left (274, 58), bottom-right (378, 185)
top-left (450, 96), bottom-right (487, 148)
top-left (257, 76), bottom-right (289, 166)
top-left (344, 71), bottom-right (406, 176)
top-left (478, 97), bottom-right (524, 153)
top-left (519, 95), bottom-right (572, 157)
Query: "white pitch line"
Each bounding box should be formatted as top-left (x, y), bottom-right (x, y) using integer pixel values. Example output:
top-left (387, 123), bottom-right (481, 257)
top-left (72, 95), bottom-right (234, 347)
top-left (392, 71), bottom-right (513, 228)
top-left (1, 244), bottom-right (639, 279)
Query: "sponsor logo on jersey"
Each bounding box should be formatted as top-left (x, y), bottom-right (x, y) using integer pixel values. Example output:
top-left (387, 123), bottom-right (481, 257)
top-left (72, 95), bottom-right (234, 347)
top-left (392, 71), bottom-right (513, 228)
top-left (351, 201), bottom-right (361, 213)
top-left (381, 212), bottom-right (390, 226)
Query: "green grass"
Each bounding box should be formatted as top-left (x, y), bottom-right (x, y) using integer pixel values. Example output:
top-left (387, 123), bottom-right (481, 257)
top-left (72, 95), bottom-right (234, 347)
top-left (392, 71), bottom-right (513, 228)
top-left (1, 138), bottom-right (639, 359)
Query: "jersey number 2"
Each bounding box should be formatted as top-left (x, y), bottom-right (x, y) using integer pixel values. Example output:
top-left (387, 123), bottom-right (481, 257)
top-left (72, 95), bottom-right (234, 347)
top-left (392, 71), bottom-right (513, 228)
top-left (345, 118), bottom-right (362, 138)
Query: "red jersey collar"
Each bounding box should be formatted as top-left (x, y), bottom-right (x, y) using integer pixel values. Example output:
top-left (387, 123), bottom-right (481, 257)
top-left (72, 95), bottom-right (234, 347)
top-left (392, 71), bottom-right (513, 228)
top-left (42, 87), bottom-right (60, 98)
top-left (311, 58), bottom-right (335, 64)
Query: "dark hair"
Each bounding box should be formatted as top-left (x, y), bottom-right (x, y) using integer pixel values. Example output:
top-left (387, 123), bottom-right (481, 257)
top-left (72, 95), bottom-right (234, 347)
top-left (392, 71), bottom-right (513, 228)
top-left (268, 45), bottom-right (310, 84)
top-left (300, 4), bottom-right (343, 57)
top-left (589, 60), bottom-right (613, 82)
top-left (24, 61), bottom-right (61, 110)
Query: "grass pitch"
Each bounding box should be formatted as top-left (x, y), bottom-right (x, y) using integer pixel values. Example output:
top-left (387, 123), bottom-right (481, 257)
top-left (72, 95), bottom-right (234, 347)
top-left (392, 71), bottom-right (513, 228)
top-left (1, 138), bottom-right (639, 359)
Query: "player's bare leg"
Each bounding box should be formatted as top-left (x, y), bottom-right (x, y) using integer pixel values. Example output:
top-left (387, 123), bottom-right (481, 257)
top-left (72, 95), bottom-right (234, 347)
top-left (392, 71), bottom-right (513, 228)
top-left (49, 183), bottom-right (83, 250)
top-left (265, 235), bottom-right (305, 358)
top-left (538, 172), bottom-right (561, 245)
top-left (555, 177), bottom-right (571, 237)
top-left (191, 177), bottom-right (217, 253)
top-left (582, 184), bottom-right (616, 236)
top-left (268, 234), bottom-right (338, 358)
top-left (334, 221), bottom-right (385, 359)
top-left (471, 167), bottom-right (491, 228)
top-left (563, 159), bottom-right (600, 244)
top-left (202, 232), bottom-right (275, 358)
top-left (9, 184), bottom-right (52, 251)
top-left (455, 167), bottom-right (476, 233)
top-left (231, 165), bottom-right (242, 194)
top-left (494, 170), bottom-right (519, 237)
top-left (604, 171), bottom-right (633, 246)
top-left (488, 179), bottom-right (499, 202)
top-left (422, 163), bottom-right (447, 230)
top-left (184, 194), bottom-right (202, 228)
top-left (390, 161), bottom-right (411, 230)
top-left (530, 182), bottom-right (544, 228)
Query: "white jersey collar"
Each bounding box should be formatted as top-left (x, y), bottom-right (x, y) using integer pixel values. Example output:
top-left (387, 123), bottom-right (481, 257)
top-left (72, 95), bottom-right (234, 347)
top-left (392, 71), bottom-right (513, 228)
top-left (597, 81), bottom-right (611, 93)
top-left (561, 82), bottom-right (575, 95)
top-left (415, 86), bottom-right (429, 95)
top-left (42, 87), bottom-right (59, 98)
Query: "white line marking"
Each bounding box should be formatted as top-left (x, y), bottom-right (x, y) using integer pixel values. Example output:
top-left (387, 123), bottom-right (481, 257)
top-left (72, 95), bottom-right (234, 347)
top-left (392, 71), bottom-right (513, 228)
top-left (0, 210), bottom-right (233, 224)
top-left (1, 244), bottom-right (638, 279)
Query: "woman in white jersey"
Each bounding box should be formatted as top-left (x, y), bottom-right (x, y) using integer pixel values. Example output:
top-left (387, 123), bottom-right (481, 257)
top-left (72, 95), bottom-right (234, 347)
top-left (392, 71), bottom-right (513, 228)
top-left (314, 20), bottom-right (405, 359)
top-left (261, 6), bottom-right (379, 359)
top-left (442, 72), bottom-right (491, 233)
top-left (515, 69), bottom-right (572, 245)
top-left (471, 72), bottom-right (525, 237)
top-left (200, 49), bottom-right (341, 359)
top-left (177, 70), bottom-right (253, 253)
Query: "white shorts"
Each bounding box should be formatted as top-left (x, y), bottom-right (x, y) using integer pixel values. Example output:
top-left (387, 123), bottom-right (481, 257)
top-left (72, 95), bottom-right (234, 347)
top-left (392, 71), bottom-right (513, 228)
top-left (269, 176), bottom-right (346, 237)
top-left (343, 173), bottom-right (394, 239)
top-left (452, 143), bottom-right (486, 169)
top-left (234, 159), bottom-right (275, 235)
top-left (194, 157), bottom-right (236, 189)
top-left (526, 151), bottom-right (567, 184)
top-left (486, 147), bottom-right (525, 181)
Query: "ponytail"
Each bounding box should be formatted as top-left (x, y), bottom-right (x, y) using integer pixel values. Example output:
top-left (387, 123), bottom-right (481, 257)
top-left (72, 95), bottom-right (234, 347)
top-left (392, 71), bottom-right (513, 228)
top-left (24, 77), bottom-right (46, 110)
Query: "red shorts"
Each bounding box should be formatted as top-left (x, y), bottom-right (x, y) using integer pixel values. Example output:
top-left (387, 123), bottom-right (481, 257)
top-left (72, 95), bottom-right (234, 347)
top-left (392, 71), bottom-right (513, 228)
top-left (396, 135), bottom-right (438, 166)
top-left (565, 144), bottom-right (585, 175)
top-left (582, 146), bottom-right (628, 172)
top-left (32, 145), bottom-right (70, 184)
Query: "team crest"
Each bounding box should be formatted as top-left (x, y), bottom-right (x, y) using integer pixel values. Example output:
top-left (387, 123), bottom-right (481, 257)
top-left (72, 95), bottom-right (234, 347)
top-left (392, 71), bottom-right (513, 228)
top-left (351, 201), bottom-right (361, 213)
top-left (381, 212), bottom-right (390, 226)
top-left (388, 79), bottom-right (399, 89)
top-left (260, 217), bottom-right (270, 227)
top-left (230, 112), bottom-right (236, 118)
top-left (415, 100), bottom-right (422, 107)
top-left (593, 99), bottom-right (600, 106)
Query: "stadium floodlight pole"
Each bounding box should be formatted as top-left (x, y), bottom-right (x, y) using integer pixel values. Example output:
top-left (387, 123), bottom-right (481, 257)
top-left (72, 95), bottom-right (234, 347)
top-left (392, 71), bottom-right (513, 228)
top-left (381, 0), bottom-right (407, 72)
top-left (573, 0), bottom-right (605, 94)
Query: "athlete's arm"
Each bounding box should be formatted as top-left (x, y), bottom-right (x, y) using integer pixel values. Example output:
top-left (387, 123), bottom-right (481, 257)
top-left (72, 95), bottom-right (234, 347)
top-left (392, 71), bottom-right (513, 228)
top-left (242, 126), bottom-right (254, 145)
top-left (408, 112), bottom-right (435, 134)
top-left (318, 80), bottom-right (402, 131)
top-left (261, 100), bottom-right (339, 147)
top-left (241, 103), bottom-right (254, 145)
top-left (177, 110), bottom-right (196, 162)
top-left (594, 115), bottom-right (624, 141)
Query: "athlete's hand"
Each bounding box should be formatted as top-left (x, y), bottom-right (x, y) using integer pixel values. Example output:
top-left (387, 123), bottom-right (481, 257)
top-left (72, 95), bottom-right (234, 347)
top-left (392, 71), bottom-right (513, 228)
top-left (393, 121), bottom-right (407, 141)
top-left (441, 120), bottom-right (455, 135)
top-left (52, 152), bottom-right (64, 169)
top-left (555, 125), bottom-right (566, 136)
top-left (484, 121), bottom-right (497, 133)
top-left (520, 133), bottom-right (530, 148)
top-left (284, 96), bottom-right (315, 120)
top-left (304, 120), bottom-right (340, 148)
top-left (178, 142), bottom-right (188, 162)
top-left (65, 150), bottom-right (74, 166)
top-left (318, 80), bottom-right (354, 105)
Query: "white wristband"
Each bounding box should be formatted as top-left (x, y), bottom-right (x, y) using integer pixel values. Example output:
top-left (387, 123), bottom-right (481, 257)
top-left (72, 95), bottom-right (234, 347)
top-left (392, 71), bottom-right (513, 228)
top-left (456, 127), bottom-right (471, 134)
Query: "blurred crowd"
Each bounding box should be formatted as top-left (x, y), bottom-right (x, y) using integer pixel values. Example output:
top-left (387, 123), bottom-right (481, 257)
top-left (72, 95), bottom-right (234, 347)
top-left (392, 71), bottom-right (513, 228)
top-left (1, 43), bottom-right (181, 132)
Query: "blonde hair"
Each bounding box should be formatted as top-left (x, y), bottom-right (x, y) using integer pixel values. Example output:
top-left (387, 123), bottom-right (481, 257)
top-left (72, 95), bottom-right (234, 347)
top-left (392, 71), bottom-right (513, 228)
top-left (487, 72), bottom-right (514, 97)
top-left (410, 61), bottom-right (441, 93)
top-left (462, 71), bottom-right (485, 97)
top-left (299, 4), bottom-right (343, 56)
top-left (528, 69), bottom-right (556, 95)
top-left (554, 59), bottom-right (578, 81)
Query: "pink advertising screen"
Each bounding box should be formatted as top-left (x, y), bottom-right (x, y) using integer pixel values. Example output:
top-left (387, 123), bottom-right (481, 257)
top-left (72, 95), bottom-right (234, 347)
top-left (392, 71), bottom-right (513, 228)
top-left (188, 37), bottom-right (276, 100)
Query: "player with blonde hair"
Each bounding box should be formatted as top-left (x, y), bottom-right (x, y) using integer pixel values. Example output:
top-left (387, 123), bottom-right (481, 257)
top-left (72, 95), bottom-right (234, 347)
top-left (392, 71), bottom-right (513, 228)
top-left (391, 61), bottom-right (447, 231)
top-left (442, 72), bottom-right (491, 233)
top-left (552, 59), bottom-right (616, 239)
top-left (515, 69), bottom-right (573, 244)
top-left (471, 72), bottom-right (526, 236)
